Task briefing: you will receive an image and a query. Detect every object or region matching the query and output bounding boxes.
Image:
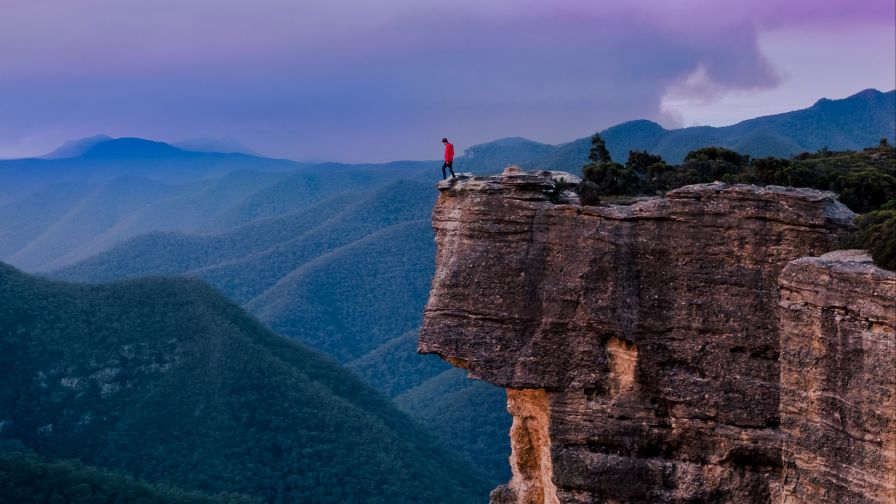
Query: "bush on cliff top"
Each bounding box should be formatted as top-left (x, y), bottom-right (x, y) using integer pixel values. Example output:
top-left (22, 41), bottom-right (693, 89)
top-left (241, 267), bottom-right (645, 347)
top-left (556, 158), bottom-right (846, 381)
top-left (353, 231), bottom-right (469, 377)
top-left (845, 200), bottom-right (896, 270)
top-left (580, 136), bottom-right (896, 270)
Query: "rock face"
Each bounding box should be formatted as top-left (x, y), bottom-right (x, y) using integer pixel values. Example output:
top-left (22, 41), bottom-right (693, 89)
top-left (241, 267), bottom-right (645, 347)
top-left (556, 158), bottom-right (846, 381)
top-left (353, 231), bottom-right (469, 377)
top-left (779, 250), bottom-right (896, 503)
top-left (419, 169), bottom-right (870, 503)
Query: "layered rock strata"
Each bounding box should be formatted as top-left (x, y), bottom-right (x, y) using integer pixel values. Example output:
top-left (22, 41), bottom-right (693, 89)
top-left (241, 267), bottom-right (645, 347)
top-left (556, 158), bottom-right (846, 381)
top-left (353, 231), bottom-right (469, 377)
top-left (419, 169), bottom-right (861, 503)
top-left (779, 251), bottom-right (895, 504)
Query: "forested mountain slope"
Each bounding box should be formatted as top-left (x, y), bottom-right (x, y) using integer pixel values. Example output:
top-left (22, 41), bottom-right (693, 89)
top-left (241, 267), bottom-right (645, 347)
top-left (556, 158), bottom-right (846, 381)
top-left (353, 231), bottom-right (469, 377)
top-left (0, 263), bottom-right (489, 503)
top-left (0, 442), bottom-right (255, 504)
top-left (54, 179), bottom-right (514, 484)
top-left (0, 142), bottom-right (431, 271)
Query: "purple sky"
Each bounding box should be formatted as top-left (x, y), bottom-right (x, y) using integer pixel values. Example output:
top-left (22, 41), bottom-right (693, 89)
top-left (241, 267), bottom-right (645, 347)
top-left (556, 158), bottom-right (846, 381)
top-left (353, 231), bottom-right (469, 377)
top-left (1, 0), bottom-right (893, 162)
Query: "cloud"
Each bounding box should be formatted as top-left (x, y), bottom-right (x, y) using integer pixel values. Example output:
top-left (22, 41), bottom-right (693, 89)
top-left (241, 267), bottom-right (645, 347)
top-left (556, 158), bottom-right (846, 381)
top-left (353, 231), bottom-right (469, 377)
top-left (0, 0), bottom-right (891, 161)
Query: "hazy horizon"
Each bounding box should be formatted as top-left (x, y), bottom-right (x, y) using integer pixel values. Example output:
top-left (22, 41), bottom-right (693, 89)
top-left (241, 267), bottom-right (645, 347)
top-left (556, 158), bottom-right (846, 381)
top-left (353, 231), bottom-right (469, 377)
top-left (0, 88), bottom-right (896, 162)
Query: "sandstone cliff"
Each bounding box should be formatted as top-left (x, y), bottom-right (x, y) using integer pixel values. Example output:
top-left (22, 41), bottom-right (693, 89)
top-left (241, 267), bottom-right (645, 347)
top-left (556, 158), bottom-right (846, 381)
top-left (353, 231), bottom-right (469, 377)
top-left (779, 251), bottom-right (895, 503)
top-left (419, 169), bottom-right (893, 503)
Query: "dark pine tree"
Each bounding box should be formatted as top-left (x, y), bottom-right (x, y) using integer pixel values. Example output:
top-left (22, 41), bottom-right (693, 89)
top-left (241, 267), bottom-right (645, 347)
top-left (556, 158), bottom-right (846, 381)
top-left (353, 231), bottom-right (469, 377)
top-left (588, 133), bottom-right (612, 164)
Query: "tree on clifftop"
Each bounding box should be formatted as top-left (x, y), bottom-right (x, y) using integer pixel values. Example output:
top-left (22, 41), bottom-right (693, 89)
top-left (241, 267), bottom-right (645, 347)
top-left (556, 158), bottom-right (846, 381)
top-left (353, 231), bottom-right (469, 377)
top-left (588, 133), bottom-right (611, 164)
top-left (581, 133), bottom-right (642, 202)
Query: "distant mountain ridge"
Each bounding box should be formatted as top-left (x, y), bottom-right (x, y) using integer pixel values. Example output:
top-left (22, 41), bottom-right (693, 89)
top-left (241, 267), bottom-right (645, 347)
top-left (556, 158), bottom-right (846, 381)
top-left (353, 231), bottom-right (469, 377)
top-left (173, 136), bottom-right (260, 156)
top-left (457, 88), bottom-right (896, 170)
top-left (0, 141), bottom-right (304, 200)
top-left (40, 135), bottom-right (259, 159)
top-left (18, 87), bottom-right (894, 183)
top-left (79, 137), bottom-right (194, 159)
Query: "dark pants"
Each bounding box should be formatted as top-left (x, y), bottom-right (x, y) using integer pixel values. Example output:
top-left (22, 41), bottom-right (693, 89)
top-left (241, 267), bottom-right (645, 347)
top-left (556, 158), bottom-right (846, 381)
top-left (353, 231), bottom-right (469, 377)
top-left (441, 161), bottom-right (455, 179)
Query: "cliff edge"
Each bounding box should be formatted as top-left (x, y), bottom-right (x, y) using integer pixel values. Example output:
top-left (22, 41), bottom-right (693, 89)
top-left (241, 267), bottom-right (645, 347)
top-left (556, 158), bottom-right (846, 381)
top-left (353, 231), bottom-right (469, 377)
top-left (419, 168), bottom-right (893, 503)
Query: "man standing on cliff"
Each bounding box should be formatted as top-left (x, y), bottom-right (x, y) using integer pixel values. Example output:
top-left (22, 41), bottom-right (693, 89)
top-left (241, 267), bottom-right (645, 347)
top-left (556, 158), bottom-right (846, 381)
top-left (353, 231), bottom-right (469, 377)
top-left (441, 138), bottom-right (456, 179)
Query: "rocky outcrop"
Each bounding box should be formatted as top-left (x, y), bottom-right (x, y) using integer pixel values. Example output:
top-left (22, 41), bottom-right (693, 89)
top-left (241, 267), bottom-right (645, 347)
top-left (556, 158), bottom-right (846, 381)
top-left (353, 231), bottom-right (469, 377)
top-left (419, 168), bottom-right (873, 503)
top-left (779, 250), bottom-right (896, 503)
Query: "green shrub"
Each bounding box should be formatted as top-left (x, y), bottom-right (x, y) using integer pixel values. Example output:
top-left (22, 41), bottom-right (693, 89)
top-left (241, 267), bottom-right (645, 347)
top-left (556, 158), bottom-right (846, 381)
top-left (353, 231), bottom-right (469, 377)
top-left (854, 200), bottom-right (896, 270)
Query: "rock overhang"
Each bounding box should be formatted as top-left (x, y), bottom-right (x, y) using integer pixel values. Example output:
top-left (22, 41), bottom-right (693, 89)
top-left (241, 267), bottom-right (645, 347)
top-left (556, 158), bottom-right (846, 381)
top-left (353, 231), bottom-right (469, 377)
top-left (420, 169), bottom-right (855, 390)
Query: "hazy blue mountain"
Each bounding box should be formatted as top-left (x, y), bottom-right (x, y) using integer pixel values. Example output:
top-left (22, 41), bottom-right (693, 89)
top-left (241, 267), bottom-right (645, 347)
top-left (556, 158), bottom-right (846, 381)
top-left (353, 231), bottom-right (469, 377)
top-left (0, 263), bottom-right (489, 503)
top-left (54, 193), bottom-right (361, 282)
top-left (173, 136), bottom-right (260, 156)
top-left (54, 179), bottom-right (437, 298)
top-left (0, 138), bottom-right (304, 199)
top-left (80, 137), bottom-right (191, 159)
top-left (0, 172), bottom-right (287, 271)
top-left (39, 134), bottom-right (113, 159)
top-left (55, 170), bottom-right (288, 265)
top-left (2, 137), bottom-right (434, 200)
top-left (0, 182), bottom-right (94, 258)
top-left (1, 150), bottom-right (433, 272)
top-left (196, 167), bottom-right (426, 233)
top-left (724, 88), bottom-right (896, 150)
top-left (460, 88), bottom-right (896, 169)
top-left (198, 180), bottom-right (437, 304)
top-left (7, 176), bottom-right (178, 271)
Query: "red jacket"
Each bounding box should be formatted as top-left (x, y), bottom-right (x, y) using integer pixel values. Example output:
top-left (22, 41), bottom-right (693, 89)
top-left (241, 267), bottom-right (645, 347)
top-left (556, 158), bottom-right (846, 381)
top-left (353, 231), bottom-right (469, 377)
top-left (444, 143), bottom-right (454, 162)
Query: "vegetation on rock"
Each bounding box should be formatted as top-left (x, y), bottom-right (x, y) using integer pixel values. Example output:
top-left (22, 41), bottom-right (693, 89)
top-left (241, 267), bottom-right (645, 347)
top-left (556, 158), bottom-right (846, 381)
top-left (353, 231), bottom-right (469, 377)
top-left (580, 137), bottom-right (896, 270)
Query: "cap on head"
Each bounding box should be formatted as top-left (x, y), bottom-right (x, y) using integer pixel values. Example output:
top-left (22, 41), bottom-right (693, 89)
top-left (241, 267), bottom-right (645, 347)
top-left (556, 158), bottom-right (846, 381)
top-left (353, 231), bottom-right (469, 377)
top-left (441, 138), bottom-right (448, 143)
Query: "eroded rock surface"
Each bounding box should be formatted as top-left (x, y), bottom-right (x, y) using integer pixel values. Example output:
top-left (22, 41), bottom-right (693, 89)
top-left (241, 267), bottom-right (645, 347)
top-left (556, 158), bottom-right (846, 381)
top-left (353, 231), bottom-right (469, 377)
top-left (779, 250), bottom-right (896, 504)
top-left (420, 169), bottom-right (861, 503)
